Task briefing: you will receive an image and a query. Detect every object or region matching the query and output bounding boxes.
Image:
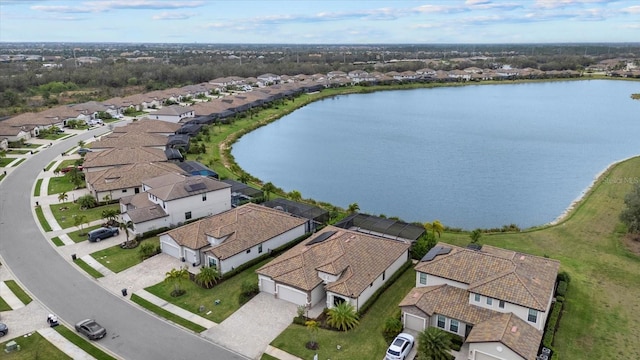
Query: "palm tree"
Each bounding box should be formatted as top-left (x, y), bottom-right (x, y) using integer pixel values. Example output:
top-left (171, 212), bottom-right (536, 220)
top-left (305, 320), bottom-right (319, 349)
top-left (289, 190), bottom-right (302, 202)
top-left (74, 214), bottom-right (87, 235)
top-left (418, 327), bottom-right (453, 360)
top-left (77, 140), bottom-right (86, 148)
top-left (347, 202), bottom-right (360, 214)
top-left (424, 220), bottom-right (444, 238)
top-left (101, 208), bottom-right (120, 225)
top-left (164, 267), bottom-right (189, 297)
top-left (119, 220), bottom-right (134, 246)
top-left (326, 302), bottom-right (359, 331)
top-left (261, 182), bottom-right (276, 200)
top-left (194, 266), bottom-right (220, 289)
top-left (470, 229), bottom-right (482, 243)
top-left (58, 191), bottom-right (68, 203)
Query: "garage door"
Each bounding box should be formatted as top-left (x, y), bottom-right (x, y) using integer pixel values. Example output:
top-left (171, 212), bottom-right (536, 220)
top-left (161, 241), bottom-right (181, 259)
top-left (404, 313), bottom-right (426, 331)
top-left (260, 278), bottom-right (276, 295)
top-left (277, 285), bottom-right (307, 306)
top-left (474, 351), bottom-right (501, 360)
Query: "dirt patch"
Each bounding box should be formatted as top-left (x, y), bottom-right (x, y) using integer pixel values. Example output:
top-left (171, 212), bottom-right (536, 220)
top-left (622, 233), bottom-right (640, 255)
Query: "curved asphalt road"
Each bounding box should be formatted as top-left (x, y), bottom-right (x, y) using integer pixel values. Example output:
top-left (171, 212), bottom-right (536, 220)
top-left (0, 127), bottom-right (246, 360)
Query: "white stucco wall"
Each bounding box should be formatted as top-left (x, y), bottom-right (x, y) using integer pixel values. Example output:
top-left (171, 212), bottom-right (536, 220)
top-left (469, 292), bottom-right (545, 331)
top-left (416, 272), bottom-right (469, 289)
top-left (431, 312), bottom-right (471, 337)
top-left (160, 188), bottom-right (231, 226)
top-left (94, 186), bottom-right (141, 202)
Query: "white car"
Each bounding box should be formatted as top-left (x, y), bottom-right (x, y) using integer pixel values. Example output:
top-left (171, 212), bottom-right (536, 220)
top-left (385, 332), bottom-right (414, 360)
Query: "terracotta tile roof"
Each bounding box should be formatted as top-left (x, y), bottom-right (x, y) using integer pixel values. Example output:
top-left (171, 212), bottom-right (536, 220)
top-left (399, 285), bottom-right (496, 325)
top-left (146, 175), bottom-right (230, 201)
top-left (86, 162), bottom-right (185, 192)
top-left (127, 202), bottom-right (168, 223)
top-left (83, 147), bottom-right (167, 169)
top-left (164, 203), bottom-right (307, 258)
top-left (257, 226), bottom-right (410, 297)
top-left (90, 132), bottom-right (168, 149)
top-left (466, 312), bottom-right (542, 360)
top-left (414, 243), bottom-right (559, 311)
top-left (152, 105), bottom-right (194, 116)
top-left (111, 119), bottom-right (180, 134)
top-left (2, 112), bottom-right (60, 127)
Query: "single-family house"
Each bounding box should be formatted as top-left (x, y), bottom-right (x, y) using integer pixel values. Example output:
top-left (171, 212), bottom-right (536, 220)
top-left (262, 198), bottom-right (329, 227)
top-left (176, 161), bottom-right (218, 178)
top-left (82, 147), bottom-right (168, 173)
top-left (148, 105), bottom-right (195, 123)
top-left (89, 132), bottom-right (168, 151)
top-left (399, 243), bottom-right (559, 360)
top-left (85, 162), bottom-right (185, 201)
top-left (159, 203), bottom-right (309, 272)
top-left (111, 119), bottom-right (181, 136)
top-left (257, 226), bottom-right (411, 311)
top-left (120, 174), bottom-right (231, 235)
top-left (0, 123), bottom-right (32, 143)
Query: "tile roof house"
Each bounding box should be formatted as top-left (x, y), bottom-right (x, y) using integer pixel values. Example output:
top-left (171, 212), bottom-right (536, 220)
top-left (257, 226), bottom-right (410, 310)
top-left (82, 147), bottom-right (168, 172)
top-left (120, 174), bottom-right (231, 236)
top-left (85, 162), bottom-right (185, 201)
top-left (159, 203), bottom-right (309, 273)
top-left (399, 243), bottom-right (559, 360)
top-left (147, 105), bottom-right (195, 123)
top-left (111, 119), bottom-right (181, 136)
top-left (89, 132), bottom-right (168, 151)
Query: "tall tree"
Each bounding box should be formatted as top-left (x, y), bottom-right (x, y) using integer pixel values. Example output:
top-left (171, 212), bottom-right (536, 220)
top-left (261, 182), bottom-right (276, 200)
top-left (418, 327), bottom-right (453, 360)
top-left (326, 302), bottom-right (359, 331)
top-left (424, 220), bottom-right (444, 238)
top-left (102, 209), bottom-right (120, 225)
top-left (119, 220), bottom-right (134, 246)
top-left (620, 184), bottom-right (640, 234)
top-left (347, 202), bottom-right (360, 214)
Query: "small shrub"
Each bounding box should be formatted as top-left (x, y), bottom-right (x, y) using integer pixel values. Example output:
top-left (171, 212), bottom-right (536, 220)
top-left (238, 280), bottom-right (259, 305)
top-left (556, 296), bottom-right (565, 303)
top-left (383, 311), bottom-right (403, 343)
top-left (139, 242), bottom-right (159, 260)
top-left (293, 315), bottom-right (306, 325)
top-left (543, 301), bottom-right (563, 348)
top-left (557, 271), bottom-right (571, 284)
top-left (556, 281), bottom-right (568, 297)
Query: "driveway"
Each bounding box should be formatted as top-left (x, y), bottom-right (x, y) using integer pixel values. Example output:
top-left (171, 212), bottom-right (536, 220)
top-left (202, 292), bottom-right (298, 359)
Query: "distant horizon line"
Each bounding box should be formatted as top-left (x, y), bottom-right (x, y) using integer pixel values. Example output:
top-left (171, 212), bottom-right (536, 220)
top-left (1, 41), bottom-right (639, 46)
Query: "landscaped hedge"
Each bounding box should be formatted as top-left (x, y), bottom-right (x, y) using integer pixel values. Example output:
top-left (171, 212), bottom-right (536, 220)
top-left (556, 281), bottom-right (568, 297)
top-left (137, 227), bottom-right (170, 240)
top-left (356, 260), bottom-right (413, 317)
top-left (543, 300), bottom-right (564, 350)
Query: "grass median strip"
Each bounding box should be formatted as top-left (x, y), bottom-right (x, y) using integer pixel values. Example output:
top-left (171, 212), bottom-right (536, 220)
top-left (45, 160), bottom-right (57, 171)
top-left (11, 158), bottom-right (26, 167)
top-left (54, 325), bottom-right (117, 360)
top-left (0, 296), bottom-right (11, 311)
top-left (73, 258), bottom-right (104, 278)
top-left (51, 236), bottom-right (65, 247)
top-left (1, 330), bottom-right (71, 360)
top-left (35, 205), bottom-right (52, 232)
top-left (130, 293), bottom-right (206, 333)
top-left (5, 280), bottom-right (33, 304)
top-left (34, 178), bottom-right (43, 196)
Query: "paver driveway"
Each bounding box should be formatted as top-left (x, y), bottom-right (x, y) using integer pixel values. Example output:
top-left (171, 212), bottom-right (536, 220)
top-left (202, 292), bottom-right (298, 359)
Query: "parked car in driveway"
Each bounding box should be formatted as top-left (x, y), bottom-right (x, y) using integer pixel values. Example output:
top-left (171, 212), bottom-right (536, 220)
top-left (75, 319), bottom-right (106, 340)
top-left (59, 165), bottom-right (83, 174)
top-left (77, 148), bottom-right (92, 155)
top-left (385, 332), bottom-right (414, 360)
top-left (0, 322), bottom-right (8, 337)
top-left (88, 227), bottom-right (119, 242)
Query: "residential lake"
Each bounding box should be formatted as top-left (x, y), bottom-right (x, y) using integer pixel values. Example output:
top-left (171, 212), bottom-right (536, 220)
top-left (232, 80), bottom-right (640, 230)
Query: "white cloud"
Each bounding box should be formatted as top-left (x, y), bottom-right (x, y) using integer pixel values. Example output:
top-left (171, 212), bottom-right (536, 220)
top-left (31, 0), bottom-right (205, 13)
top-left (152, 12), bottom-right (195, 20)
top-left (622, 5), bottom-right (640, 14)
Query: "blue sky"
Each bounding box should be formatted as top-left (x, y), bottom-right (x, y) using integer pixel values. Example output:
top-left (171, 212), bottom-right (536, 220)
top-left (1, 0), bottom-right (638, 44)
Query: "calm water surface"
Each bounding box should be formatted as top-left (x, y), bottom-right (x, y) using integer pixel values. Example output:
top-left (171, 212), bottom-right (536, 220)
top-left (232, 80), bottom-right (640, 229)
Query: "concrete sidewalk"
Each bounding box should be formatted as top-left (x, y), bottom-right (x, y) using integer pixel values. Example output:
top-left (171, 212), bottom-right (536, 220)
top-left (0, 280), bottom-right (26, 310)
top-left (38, 327), bottom-right (97, 360)
top-left (133, 289), bottom-right (217, 330)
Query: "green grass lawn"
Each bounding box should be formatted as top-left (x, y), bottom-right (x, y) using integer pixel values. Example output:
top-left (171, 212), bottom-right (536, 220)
top-left (34, 178), bottom-right (43, 196)
top-left (35, 205), bottom-right (52, 232)
top-left (434, 157), bottom-right (640, 360)
top-left (45, 160), bottom-right (56, 170)
top-left (271, 266), bottom-right (415, 360)
top-left (55, 159), bottom-right (81, 172)
top-left (0, 295), bottom-right (11, 311)
top-left (92, 237), bottom-right (160, 273)
top-left (73, 258), bottom-right (104, 278)
top-left (0, 158), bottom-right (14, 167)
top-left (47, 175), bottom-right (84, 195)
top-left (130, 294), bottom-right (206, 333)
top-left (54, 326), bottom-right (116, 360)
top-left (145, 258), bottom-right (271, 323)
top-left (51, 236), bottom-right (65, 246)
top-left (0, 173), bottom-right (5, 182)
top-left (1, 331), bottom-right (71, 360)
top-left (50, 202), bottom-right (119, 229)
top-left (66, 224), bottom-right (102, 243)
top-left (10, 158), bottom-right (25, 167)
top-left (7, 149), bottom-right (31, 154)
top-left (5, 280), bottom-right (33, 305)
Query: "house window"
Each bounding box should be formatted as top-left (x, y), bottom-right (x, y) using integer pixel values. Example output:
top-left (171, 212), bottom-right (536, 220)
top-left (208, 257), bottom-right (217, 269)
top-left (382, 271), bottom-right (386, 281)
top-left (486, 297), bottom-right (493, 306)
top-left (474, 293), bottom-right (480, 302)
top-left (202, 193), bottom-right (207, 201)
top-left (122, 189), bottom-right (127, 193)
top-left (449, 319), bottom-right (459, 333)
top-left (135, 188), bottom-right (140, 194)
top-left (528, 309), bottom-right (538, 323)
top-left (499, 300), bottom-right (505, 309)
top-left (419, 273), bottom-right (427, 285)
top-left (162, 201), bottom-right (166, 209)
top-left (185, 211), bottom-right (192, 220)
top-left (258, 244), bottom-right (263, 254)
top-left (437, 315), bottom-right (445, 329)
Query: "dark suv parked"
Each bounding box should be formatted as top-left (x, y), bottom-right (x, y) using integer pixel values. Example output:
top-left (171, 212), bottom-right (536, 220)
top-left (87, 227), bottom-right (119, 242)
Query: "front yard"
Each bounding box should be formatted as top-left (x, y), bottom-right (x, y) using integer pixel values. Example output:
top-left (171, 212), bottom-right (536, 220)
top-left (50, 202), bottom-right (119, 229)
top-left (47, 175), bottom-right (84, 195)
top-left (92, 237), bottom-right (160, 273)
top-left (271, 265), bottom-right (415, 360)
top-left (145, 258), bottom-right (271, 323)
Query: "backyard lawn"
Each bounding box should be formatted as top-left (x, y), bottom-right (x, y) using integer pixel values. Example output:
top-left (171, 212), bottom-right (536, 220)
top-left (271, 265), bottom-right (415, 360)
top-left (50, 202), bottom-right (119, 229)
top-left (146, 258), bottom-right (271, 323)
top-left (92, 237), bottom-right (160, 273)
